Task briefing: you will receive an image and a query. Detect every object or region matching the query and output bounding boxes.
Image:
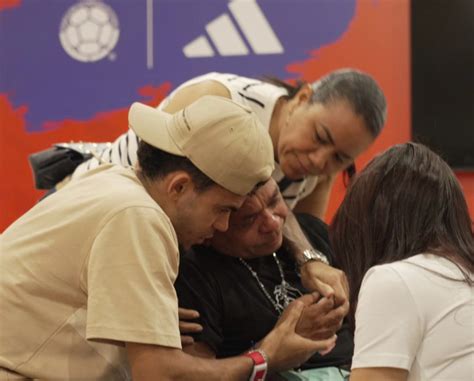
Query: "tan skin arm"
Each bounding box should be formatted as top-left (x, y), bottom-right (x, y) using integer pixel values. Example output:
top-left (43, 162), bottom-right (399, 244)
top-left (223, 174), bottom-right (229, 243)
top-left (285, 173), bottom-right (349, 312)
top-left (183, 341), bottom-right (216, 359)
top-left (282, 209), bottom-right (349, 313)
top-left (127, 343), bottom-right (250, 381)
top-left (293, 174), bottom-right (336, 220)
top-left (127, 294), bottom-right (337, 381)
top-left (350, 367), bottom-right (408, 381)
top-left (182, 296), bottom-right (344, 358)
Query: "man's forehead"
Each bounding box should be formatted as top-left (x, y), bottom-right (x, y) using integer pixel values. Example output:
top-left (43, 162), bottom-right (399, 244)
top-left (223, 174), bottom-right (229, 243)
top-left (254, 178), bottom-right (278, 196)
top-left (238, 196), bottom-right (262, 215)
top-left (238, 180), bottom-right (278, 214)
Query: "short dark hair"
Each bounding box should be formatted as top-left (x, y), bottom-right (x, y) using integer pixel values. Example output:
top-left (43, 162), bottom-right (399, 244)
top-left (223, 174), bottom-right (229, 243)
top-left (137, 140), bottom-right (216, 192)
top-left (330, 142), bottom-right (474, 329)
top-left (264, 68), bottom-right (387, 138)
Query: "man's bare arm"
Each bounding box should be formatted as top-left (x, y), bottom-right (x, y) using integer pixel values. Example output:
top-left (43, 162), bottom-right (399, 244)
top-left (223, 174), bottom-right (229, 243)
top-left (293, 174), bottom-right (335, 219)
top-left (127, 343), bottom-right (252, 381)
top-left (182, 341), bottom-right (216, 359)
top-left (282, 210), bottom-right (349, 314)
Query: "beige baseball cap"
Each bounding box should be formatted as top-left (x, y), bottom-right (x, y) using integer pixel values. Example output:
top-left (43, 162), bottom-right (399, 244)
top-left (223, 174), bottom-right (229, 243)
top-left (128, 95), bottom-right (274, 195)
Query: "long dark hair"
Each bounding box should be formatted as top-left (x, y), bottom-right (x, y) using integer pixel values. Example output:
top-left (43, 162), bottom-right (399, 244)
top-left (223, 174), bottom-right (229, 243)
top-left (330, 142), bottom-right (474, 328)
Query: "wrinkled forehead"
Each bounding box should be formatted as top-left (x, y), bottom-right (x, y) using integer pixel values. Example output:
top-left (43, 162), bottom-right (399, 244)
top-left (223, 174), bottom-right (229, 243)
top-left (232, 179), bottom-right (279, 218)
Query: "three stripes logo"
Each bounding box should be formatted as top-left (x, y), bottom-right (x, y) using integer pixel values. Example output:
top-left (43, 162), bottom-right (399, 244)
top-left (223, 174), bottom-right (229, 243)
top-left (183, 0), bottom-right (284, 58)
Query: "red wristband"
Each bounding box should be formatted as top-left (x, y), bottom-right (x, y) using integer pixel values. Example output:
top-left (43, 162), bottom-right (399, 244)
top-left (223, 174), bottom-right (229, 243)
top-left (243, 349), bottom-right (268, 381)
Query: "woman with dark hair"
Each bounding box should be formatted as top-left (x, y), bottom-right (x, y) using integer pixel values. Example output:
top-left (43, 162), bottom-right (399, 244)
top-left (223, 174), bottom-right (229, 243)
top-left (330, 142), bottom-right (474, 381)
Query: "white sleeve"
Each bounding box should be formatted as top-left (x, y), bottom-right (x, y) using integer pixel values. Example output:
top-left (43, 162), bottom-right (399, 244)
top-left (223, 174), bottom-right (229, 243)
top-left (351, 264), bottom-right (424, 370)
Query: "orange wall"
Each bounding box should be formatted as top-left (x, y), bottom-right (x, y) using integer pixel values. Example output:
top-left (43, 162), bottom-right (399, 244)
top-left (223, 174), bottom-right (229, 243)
top-left (456, 173), bottom-right (474, 219)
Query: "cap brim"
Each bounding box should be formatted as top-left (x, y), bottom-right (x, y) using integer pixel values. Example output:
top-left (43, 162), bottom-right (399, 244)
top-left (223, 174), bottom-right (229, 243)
top-left (128, 102), bottom-right (183, 156)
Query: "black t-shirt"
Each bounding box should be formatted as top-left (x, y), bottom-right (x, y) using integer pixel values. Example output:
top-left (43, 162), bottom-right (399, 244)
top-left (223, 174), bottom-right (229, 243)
top-left (175, 214), bottom-right (353, 369)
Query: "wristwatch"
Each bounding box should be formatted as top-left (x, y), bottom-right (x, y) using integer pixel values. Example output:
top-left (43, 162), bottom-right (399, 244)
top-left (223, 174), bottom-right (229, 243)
top-left (243, 349), bottom-right (268, 381)
top-left (299, 248), bottom-right (329, 266)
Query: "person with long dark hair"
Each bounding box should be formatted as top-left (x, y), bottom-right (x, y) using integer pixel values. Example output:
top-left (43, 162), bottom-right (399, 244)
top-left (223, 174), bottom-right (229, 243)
top-left (330, 142), bottom-right (474, 381)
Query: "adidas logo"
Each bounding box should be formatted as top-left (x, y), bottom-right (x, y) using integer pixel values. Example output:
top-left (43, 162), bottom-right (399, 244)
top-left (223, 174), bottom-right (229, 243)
top-left (183, 0), bottom-right (284, 58)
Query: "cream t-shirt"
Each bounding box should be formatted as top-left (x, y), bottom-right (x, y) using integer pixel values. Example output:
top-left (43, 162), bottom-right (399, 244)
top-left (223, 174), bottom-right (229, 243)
top-left (0, 165), bottom-right (181, 380)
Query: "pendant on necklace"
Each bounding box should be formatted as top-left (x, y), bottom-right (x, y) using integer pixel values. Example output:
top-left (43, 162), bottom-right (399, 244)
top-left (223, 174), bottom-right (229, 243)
top-left (239, 254), bottom-right (303, 315)
top-left (274, 280), bottom-right (301, 310)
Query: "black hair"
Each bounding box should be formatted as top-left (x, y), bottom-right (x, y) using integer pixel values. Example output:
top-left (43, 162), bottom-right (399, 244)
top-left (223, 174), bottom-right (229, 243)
top-left (136, 140), bottom-right (216, 192)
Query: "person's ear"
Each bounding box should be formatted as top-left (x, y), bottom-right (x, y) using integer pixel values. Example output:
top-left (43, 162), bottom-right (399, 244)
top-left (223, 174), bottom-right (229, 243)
top-left (287, 84), bottom-right (313, 117)
top-left (295, 84), bottom-right (313, 105)
top-left (166, 172), bottom-right (193, 200)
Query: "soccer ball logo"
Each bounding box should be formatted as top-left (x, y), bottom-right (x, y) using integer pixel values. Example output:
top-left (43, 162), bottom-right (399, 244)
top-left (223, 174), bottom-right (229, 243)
top-left (59, 1), bottom-right (119, 62)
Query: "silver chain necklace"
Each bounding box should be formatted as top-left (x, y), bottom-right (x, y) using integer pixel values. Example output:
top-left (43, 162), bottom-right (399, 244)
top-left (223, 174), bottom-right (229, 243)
top-left (239, 253), bottom-right (302, 314)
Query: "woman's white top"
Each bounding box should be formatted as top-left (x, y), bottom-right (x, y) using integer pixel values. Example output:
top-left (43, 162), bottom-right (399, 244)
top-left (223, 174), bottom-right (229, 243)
top-left (352, 253), bottom-right (474, 381)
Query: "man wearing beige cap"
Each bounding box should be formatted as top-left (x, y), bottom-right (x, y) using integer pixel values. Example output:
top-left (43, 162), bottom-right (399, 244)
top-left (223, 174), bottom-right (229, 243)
top-left (0, 96), bottom-right (336, 381)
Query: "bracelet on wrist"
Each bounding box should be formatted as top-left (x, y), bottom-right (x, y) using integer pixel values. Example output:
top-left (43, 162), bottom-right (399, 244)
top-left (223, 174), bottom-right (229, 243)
top-left (243, 349), bottom-right (268, 381)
